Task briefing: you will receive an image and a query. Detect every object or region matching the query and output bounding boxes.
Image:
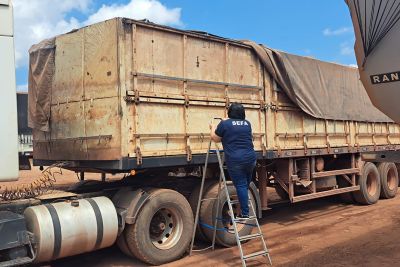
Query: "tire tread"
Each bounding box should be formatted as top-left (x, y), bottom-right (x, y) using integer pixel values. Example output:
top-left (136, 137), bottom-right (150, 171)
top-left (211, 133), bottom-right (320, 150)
top-left (378, 162), bottom-right (399, 199)
top-left (124, 188), bottom-right (193, 265)
top-left (353, 162), bottom-right (381, 205)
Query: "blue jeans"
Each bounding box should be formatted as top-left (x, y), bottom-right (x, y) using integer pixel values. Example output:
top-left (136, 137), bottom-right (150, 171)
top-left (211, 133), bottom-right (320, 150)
top-left (227, 161), bottom-right (256, 216)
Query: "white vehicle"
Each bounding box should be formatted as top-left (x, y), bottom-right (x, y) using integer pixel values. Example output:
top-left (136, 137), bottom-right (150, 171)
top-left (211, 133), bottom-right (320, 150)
top-left (0, 0), bottom-right (18, 182)
top-left (346, 0), bottom-right (400, 123)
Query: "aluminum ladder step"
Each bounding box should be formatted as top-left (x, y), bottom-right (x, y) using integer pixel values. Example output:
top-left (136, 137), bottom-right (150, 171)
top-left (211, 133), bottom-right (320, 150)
top-left (243, 250), bottom-right (269, 260)
top-left (233, 215), bottom-right (257, 222)
top-left (239, 233), bottom-right (262, 242)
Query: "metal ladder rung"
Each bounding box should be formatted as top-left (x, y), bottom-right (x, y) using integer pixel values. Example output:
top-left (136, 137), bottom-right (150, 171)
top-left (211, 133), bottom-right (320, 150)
top-left (233, 215), bottom-right (257, 222)
top-left (239, 233), bottom-right (262, 242)
top-left (209, 149), bottom-right (225, 153)
top-left (243, 250), bottom-right (269, 260)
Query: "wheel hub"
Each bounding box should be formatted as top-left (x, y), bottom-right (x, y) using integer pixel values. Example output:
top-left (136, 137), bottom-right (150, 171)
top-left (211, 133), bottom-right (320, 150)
top-left (149, 207), bottom-right (183, 250)
top-left (159, 222), bottom-right (166, 231)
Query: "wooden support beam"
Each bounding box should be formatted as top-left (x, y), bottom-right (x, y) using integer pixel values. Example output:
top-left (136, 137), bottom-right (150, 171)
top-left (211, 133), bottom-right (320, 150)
top-left (311, 157), bottom-right (316, 193)
top-left (351, 153), bottom-right (356, 185)
top-left (256, 164), bottom-right (268, 210)
top-left (288, 159), bottom-right (295, 201)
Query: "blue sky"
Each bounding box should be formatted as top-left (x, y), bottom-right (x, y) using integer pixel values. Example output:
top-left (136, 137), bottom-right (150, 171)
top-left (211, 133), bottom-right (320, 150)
top-left (14, 0), bottom-right (356, 90)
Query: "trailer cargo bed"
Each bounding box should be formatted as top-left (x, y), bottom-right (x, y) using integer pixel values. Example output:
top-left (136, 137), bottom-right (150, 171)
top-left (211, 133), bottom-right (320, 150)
top-left (29, 18), bottom-right (400, 171)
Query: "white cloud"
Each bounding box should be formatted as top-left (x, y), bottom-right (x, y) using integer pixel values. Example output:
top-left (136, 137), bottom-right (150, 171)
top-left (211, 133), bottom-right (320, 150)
top-left (323, 27), bottom-right (353, 36)
top-left (348, 64), bottom-right (358, 68)
top-left (16, 84), bottom-right (28, 92)
top-left (13, 0), bottom-right (182, 69)
top-left (13, 0), bottom-right (92, 67)
top-left (340, 42), bottom-right (354, 56)
top-left (86, 0), bottom-right (182, 26)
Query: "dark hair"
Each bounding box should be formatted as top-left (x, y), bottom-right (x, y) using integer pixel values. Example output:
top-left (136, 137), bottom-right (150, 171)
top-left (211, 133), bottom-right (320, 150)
top-left (228, 103), bottom-right (245, 120)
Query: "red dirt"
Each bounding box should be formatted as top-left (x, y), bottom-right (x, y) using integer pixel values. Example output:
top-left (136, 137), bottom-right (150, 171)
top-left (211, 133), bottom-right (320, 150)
top-left (0, 165), bottom-right (123, 193)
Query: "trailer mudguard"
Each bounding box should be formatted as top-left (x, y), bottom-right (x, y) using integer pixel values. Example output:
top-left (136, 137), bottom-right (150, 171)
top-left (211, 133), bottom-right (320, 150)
top-left (112, 188), bottom-right (150, 232)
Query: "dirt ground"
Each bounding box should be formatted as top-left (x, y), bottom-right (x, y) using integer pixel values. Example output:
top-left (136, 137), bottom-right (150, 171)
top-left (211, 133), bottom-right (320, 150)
top-left (4, 168), bottom-right (400, 267)
top-left (0, 164), bottom-right (124, 191)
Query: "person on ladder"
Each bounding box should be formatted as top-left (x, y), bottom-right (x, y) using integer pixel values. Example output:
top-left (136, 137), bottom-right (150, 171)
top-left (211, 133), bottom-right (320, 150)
top-left (210, 102), bottom-right (257, 221)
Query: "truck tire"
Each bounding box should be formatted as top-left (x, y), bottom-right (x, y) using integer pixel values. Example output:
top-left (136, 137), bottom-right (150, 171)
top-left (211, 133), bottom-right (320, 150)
top-left (117, 234), bottom-right (133, 257)
top-left (188, 180), bottom-right (216, 241)
top-left (377, 162), bottom-right (399, 199)
top-left (396, 163), bottom-right (400, 184)
top-left (124, 189), bottom-right (194, 265)
top-left (353, 162), bottom-right (381, 205)
top-left (200, 182), bottom-right (256, 247)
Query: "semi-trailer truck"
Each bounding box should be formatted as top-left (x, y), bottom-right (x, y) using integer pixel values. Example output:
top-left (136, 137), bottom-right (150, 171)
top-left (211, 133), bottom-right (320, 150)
top-left (1, 1), bottom-right (400, 266)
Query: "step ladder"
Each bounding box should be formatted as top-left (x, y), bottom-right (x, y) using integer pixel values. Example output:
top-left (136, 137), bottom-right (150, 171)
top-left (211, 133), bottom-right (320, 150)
top-left (189, 140), bottom-right (272, 267)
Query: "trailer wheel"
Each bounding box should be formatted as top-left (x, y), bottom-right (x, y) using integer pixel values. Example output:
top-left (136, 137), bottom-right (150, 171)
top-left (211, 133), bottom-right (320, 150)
top-left (377, 162), bottom-right (399, 199)
top-left (353, 162), bottom-right (381, 205)
top-left (188, 180), bottom-right (216, 241)
top-left (200, 182), bottom-right (255, 247)
top-left (124, 189), bottom-right (194, 265)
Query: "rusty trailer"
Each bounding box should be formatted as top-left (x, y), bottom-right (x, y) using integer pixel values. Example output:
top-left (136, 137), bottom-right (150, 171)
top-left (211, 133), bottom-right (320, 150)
top-left (30, 18), bottom-right (400, 166)
top-left (28, 18), bottom-right (400, 205)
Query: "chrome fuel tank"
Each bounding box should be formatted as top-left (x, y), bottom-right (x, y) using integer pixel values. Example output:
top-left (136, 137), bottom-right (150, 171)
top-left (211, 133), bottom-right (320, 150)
top-left (24, 196), bottom-right (118, 262)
